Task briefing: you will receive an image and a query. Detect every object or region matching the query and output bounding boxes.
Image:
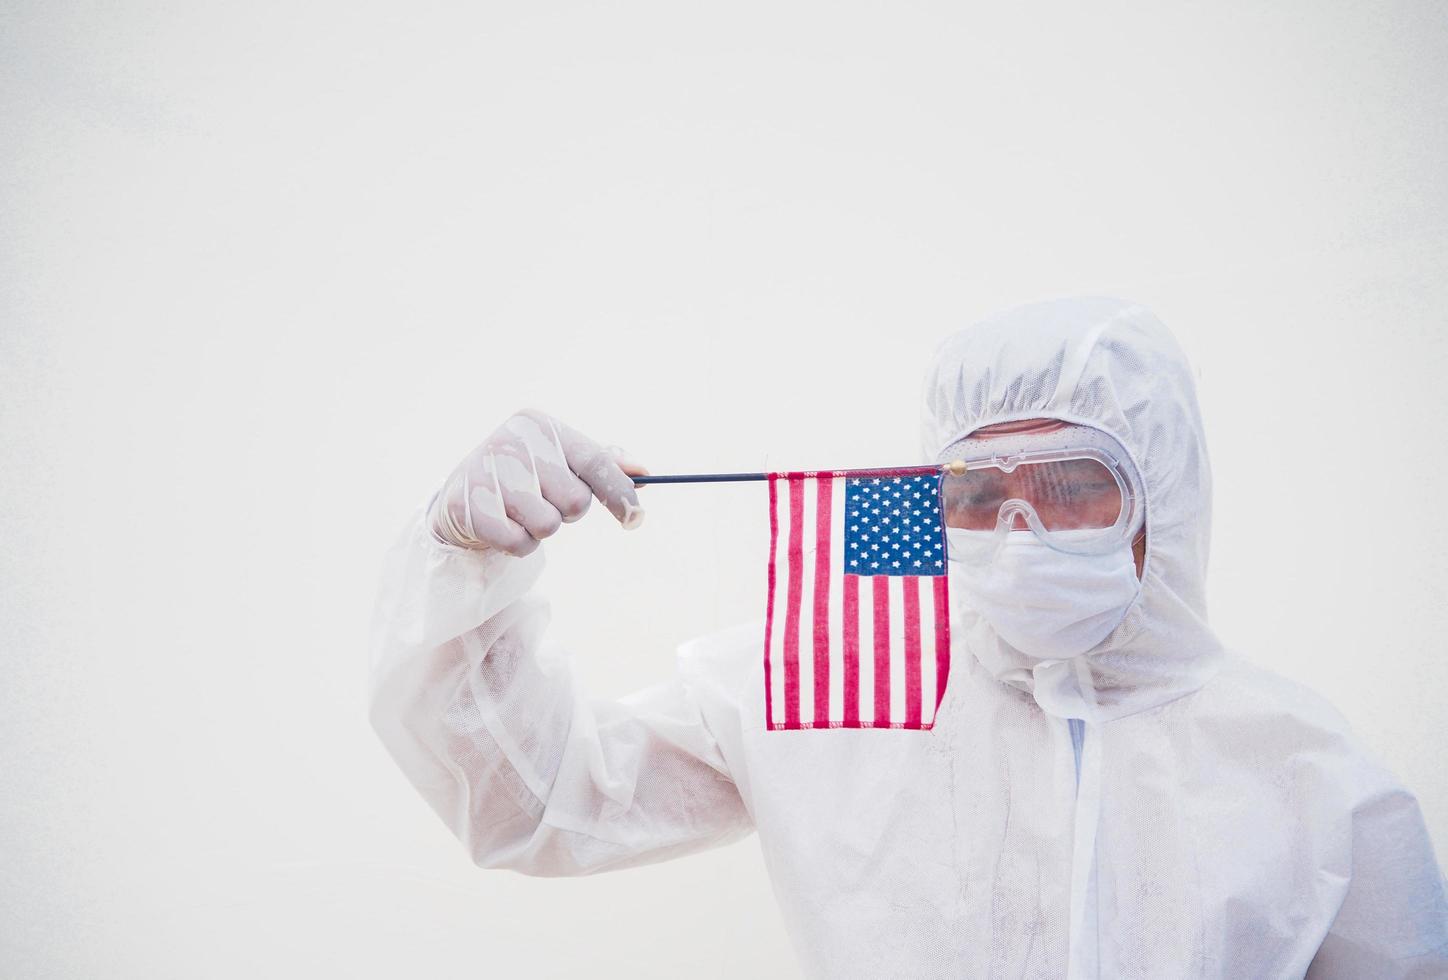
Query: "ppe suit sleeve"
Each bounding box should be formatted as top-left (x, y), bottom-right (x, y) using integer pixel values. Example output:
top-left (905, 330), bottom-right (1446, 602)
top-left (367, 502), bottom-right (756, 875)
top-left (1306, 771), bottom-right (1448, 978)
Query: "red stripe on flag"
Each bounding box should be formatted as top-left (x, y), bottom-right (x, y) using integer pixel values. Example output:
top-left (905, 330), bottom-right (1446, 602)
top-left (904, 576), bottom-right (922, 728)
top-left (933, 574), bottom-right (951, 713)
top-left (842, 575), bottom-right (860, 727)
top-left (872, 575), bottom-right (890, 723)
top-left (812, 475), bottom-right (833, 727)
top-left (763, 475), bottom-right (779, 727)
top-left (784, 478), bottom-right (804, 729)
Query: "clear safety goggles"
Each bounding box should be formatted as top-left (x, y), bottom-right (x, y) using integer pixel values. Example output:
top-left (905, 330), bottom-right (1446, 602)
top-left (940, 444), bottom-right (1142, 560)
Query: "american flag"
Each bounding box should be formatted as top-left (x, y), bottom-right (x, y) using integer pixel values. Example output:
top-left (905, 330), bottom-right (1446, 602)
top-left (763, 469), bottom-right (951, 731)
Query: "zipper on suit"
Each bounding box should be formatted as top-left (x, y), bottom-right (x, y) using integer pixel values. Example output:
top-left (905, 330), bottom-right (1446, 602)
top-left (1068, 717), bottom-right (1085, 792)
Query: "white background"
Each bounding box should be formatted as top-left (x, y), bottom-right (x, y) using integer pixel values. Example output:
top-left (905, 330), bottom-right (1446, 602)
top-left (3, 1), bottom-right (1446, 976)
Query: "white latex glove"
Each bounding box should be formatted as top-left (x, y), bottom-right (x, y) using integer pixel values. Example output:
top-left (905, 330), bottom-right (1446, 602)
top-left (426, 407), bottom-right (650, 555)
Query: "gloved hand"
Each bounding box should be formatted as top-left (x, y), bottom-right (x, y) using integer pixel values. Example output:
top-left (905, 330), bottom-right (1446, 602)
top-left (426, 407), bottom-right (650, 555)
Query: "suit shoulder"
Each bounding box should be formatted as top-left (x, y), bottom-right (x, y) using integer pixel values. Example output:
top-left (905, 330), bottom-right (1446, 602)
top-left (1200, 654), bottom-right (1356, 737)
top-left (1193, 655), bottom-right (1413, 800)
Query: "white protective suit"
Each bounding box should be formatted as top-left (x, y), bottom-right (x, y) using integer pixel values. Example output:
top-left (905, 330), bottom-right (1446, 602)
top-left (369, 296), bottom-right (1448, 978)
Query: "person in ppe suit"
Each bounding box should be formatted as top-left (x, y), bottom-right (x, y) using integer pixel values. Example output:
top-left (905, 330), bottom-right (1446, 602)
top-left (368, 296), bottom-right (1448, 978)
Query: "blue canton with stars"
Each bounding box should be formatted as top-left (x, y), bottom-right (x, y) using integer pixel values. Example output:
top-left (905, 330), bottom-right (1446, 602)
top-left (844, 474), bottom-right (947, 577)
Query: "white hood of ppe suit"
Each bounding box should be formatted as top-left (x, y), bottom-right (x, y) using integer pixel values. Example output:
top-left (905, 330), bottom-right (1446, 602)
top-left (920, 295), bottom-right (1223, 721)
top-left (368, 295), bottom-right (1448, 979)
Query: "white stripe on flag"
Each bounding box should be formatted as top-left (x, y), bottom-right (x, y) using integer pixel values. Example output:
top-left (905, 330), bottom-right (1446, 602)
top-left (827, 477), bottom-right (846, 725)
top-left (857, 567), bottom-right (875, 726)
top-left (887, 572), bottom-right (906, 724)
top-left (919, 575), bottom-right (938, 725)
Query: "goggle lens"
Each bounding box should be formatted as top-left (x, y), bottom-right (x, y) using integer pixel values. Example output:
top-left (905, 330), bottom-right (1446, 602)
top-left (941, 457), bottom-right (1125, 532)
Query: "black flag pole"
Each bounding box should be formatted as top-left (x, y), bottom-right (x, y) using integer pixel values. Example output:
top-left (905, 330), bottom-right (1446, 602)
top-left (629, 460), bottom-right (968, 486)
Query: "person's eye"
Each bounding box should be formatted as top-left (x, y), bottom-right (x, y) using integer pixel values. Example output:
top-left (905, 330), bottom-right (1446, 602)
top-left (964, 479), bottom-right (1007, 505)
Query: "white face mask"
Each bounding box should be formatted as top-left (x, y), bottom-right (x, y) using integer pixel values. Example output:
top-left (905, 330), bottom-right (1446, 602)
top-left (951, 530), bottom-right (1141, 661)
